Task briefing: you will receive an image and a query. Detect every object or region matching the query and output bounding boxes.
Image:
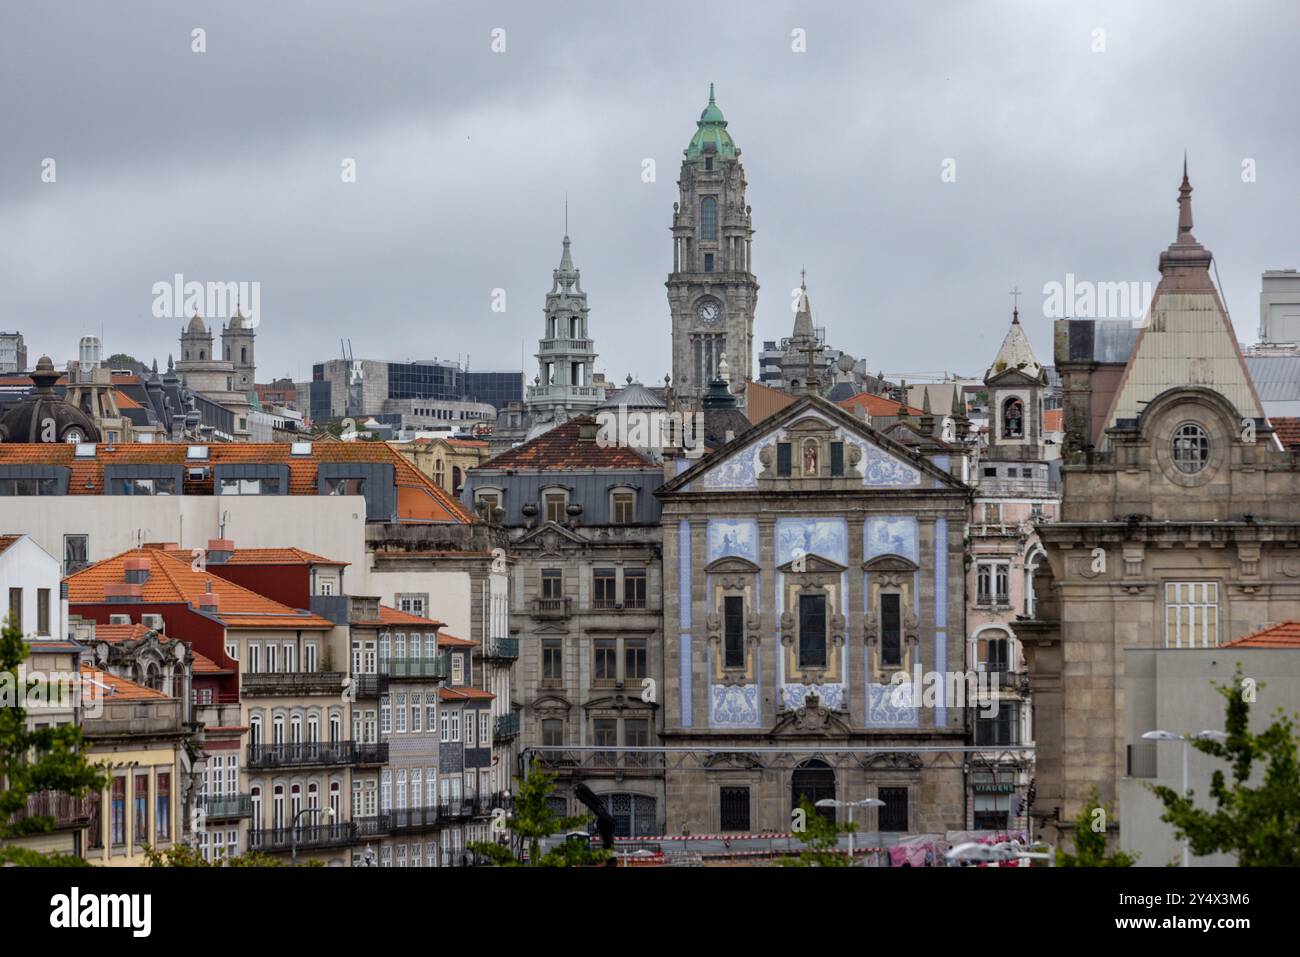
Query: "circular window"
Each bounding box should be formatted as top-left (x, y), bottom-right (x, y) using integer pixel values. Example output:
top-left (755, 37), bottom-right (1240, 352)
top-left (1171, 422), bottom-right (1209, 474)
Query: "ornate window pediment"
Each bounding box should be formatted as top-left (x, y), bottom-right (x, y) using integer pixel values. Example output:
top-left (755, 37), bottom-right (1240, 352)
top-left (776, 553), bottom-right (847, 575)
top-left (704, 555), bottom-right (761, 576)
top-left (862, 554), bottom-right (919, 574)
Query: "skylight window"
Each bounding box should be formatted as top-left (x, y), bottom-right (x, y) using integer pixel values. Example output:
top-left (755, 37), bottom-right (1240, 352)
top-left (186, 445), bottom-right (209, 461)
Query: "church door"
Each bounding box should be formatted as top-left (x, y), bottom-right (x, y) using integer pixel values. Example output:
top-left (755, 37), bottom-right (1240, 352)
top-left (791, 760), bottom-right (836, 823)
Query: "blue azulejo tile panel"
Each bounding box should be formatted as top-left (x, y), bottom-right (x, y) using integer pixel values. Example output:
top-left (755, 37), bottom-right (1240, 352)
top-left (865, 681), bottom-right (919, 727)
top-left (707, 518), bottom-right (759, 564)
top-left (934, 632), bottom-right (947, 726)
top-left (861, 443), bottom-right (921, 487)
top-left (678, 519), bottom-right (691, 632)
top-left (775, 517), bottom-right (848, 565)
top-left (865, 515), bottom-right (918, 563)
top-left (680, 634), bottom-right (693, 728)
top-left (934, 516), bottom-right (947, 629)
top-left (703, 441), bottom-right (764, 490)
top-left (781, 682), bottom-right (845, 711)
top-left (710, 683), bottom-right (761, 728)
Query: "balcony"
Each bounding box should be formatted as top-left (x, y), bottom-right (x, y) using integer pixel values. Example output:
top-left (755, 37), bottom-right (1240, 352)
top-left (241, 671), bottom-right (347, 697)
top-left (354, 672), bottom-right (389, 697)
top-left (354, 814), bottom-right (391, 838)
top-left (200, 794), bottom-right (253, 819)
top-left (388, 655), bottom-right (449, 680)
top-left (247, 740), bottom-right (361, 769)
top-left (248, 822), bottom-right (358, 853)
top-left (353, 742), bottom-right (389, 765)
top-left (391, 807), bottom-right (444, 831)
top-left (536, 337), bottom-right (593, 354)
top-left (494, 712), bottom-right (521, 739)
top-left (531, 597), bottom-right (572, 619)
top-left (480, 637), bottom-right (519, 661)
top-left (7, 790), bottom-right (92, 830)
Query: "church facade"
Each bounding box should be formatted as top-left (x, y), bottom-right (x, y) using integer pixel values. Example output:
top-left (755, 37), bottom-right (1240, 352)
top-left (656, 394), bottom-right (972, 835)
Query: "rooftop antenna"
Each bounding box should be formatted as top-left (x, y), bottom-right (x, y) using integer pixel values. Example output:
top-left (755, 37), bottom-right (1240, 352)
top-left (565, 193), bottom-right (569, 235)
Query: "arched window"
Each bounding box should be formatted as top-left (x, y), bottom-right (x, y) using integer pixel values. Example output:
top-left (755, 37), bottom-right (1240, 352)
top-left (199, 350), bottom-right (205, 360)
top-left (452, 466), bottom-right (463, 495)
top-left (241, 347), bottom-right (248, 364)
top-left (700, 196), bottom-right (718, 240)
top-left (1002, 397), bottom-right (1023, 438)
top-left (1172, 422), bottom-right (1209, 474)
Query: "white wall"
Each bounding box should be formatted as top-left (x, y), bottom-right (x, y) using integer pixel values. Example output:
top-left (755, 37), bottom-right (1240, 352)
top-left (0, 535), bottom-right (64, 638)
top-left (370, 567), bottom-right (472, 639)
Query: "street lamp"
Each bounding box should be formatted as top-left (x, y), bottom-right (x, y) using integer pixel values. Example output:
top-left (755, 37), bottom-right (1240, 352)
top-left (814, 797), bottom-right (885, 863)
top-left (291, 806), bottom-right (335, 862)
top-left (362, 843), bottom-right (376, 867)
top-left (1141, 729), bottom-right (1227, 867)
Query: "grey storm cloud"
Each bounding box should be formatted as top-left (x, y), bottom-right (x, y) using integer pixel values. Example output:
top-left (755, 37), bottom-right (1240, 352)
top-left (1, 0), bottom-right (1297, 385)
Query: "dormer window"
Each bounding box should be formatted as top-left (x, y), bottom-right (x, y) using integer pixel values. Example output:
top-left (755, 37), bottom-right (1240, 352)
top-left (542, 489), bottom-right (568, 524)
top-left (610, 488), bottom-right (636, 524)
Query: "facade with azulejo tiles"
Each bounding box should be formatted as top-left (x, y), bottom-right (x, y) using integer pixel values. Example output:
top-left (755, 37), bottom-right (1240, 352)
top-left (656, 393), bottom-right (973, 836)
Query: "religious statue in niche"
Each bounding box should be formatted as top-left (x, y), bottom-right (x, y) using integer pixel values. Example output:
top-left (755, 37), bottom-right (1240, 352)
top-left (804, 440), bottom-right (818, 476)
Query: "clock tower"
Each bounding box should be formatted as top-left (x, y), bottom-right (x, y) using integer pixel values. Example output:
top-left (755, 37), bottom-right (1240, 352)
top-left (668, 85), bottom-right (757, 408)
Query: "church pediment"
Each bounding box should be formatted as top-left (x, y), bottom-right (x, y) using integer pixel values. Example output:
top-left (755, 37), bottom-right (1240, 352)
top-left (514, 522), bottom-right (587, 554)
top-left (658, 394), bottom-right (963, 496)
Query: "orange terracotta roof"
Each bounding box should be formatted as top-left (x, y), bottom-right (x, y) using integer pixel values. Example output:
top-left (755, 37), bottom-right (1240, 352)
top-left (445, 438), bottom-right (489, 448)
top-left (745, 381), bottom-right (797, 425)
top-left (1270, 417), bottom-right (1300, 450)
top-left (436, 632), bottom-right (478, 648)
top-left (191, 650), bottom-right (230, 674)
top-left (114, 390), bottom-right (143, 410)
top-left (0, 534), bottom-right (21, 555)
top-left (0, 442), bottom-right (474, 524)
top-left (1223, 622), bottom-right (1300, 648)
top-left (477, 416), bottom-right (655, 470)
top-left (438, 686), bottom-right (496, 702)
top-left (378, 604), bottom-right (446, 628)
top-left (81, 664), bottom-right (168, 701)
top-left (1044, 409), bottom-right (1064, 432)
top-left (67, 547), bottom-right (335, 630)
top-left (221, 548), bottom-right (349, 567)
top-left (835, 391), bottom-right (924, 418)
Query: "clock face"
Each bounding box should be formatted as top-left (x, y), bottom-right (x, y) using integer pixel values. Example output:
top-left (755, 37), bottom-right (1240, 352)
top-left (695, 299), bottom-right (721, 325)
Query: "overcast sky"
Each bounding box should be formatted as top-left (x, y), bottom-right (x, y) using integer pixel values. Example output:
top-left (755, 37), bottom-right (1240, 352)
top-left (2, 1), bottom-right (1297, 389)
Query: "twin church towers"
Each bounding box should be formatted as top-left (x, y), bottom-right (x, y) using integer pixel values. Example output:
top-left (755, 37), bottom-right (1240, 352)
top-left (526, 85), bottom-right (757, 426)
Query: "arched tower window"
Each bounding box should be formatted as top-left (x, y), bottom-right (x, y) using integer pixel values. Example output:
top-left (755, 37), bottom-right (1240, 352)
top-left (241, 347), bottom-right (248, 365)
top-left (199, 350), bottom-right (206, 361)
top-left (225, 347), bottom-right (230, 361)
top-left (700, 196), bottom-right (718, 240)
top-left (1002, 397), bottom-right (1023, 438)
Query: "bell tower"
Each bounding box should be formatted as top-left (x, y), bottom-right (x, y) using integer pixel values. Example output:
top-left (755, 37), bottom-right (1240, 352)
top-left (667, 85), bottom-right (757, 408)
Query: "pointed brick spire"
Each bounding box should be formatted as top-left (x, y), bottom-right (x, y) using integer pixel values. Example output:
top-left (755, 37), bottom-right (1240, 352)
top-left (1159, 156), bottom-right (1213, 283)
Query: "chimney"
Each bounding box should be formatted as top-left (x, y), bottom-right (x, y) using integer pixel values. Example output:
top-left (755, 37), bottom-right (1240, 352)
top-left (104, 582), bottom-right (143, 603)
top-left (206, 538), bottom-right (234, 564)
top-left (196, 579), bottom-right (220, 614)
top-left (124, 555), bottom-right (151, 584)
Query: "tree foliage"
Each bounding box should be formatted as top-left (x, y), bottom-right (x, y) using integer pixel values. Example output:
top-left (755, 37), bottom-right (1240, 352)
top-left (142, 843), bottom-right (318, 867)
top-left (466, 768), bottom-right (607, 866)
top-left (1055, 788), bottom-right (1137, 867)
top-left (0, 613), bottom-right (107, 842)
top-left (1151, 668), bottom-right (1300, 866)
top-left (780, 796), bottom-right (857, 867)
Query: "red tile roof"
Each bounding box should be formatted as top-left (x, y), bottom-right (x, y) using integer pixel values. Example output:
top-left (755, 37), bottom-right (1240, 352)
top-left (436, 632), bottom-right (478, 648)
top-left (0, 441), bottom-right (474, 523)
top-left (67, 547), bottom-right (335, 630)
top-left (835, 391), bottom-right (924, 417)
top-left (191, 650), bottom-right (230, 674)
top-left (0, 534), bottom-right (21, 556)
top-left (477, 416), bottom-right (655, 470)
top-left (1271, 417), bottom-right (1300, 450)
top-left (1223, 622), bottom-right (1300, 648)
top-left (114, 390), bottom-right (143, 410)
top-left (744, 381), bottom-right (797, 425)
top-left (377, 604), bottom-right (446, 629)
top-left (221, 548), bottom-right (349, 567)
top-left (80, 664), bottom-right (168, 701)
top-left (438, 686), bottom-right (495, 702)
top-left (93, 622), bottom-right (156, 642)
top-left (1044, 408), bottom-right (1064, 432)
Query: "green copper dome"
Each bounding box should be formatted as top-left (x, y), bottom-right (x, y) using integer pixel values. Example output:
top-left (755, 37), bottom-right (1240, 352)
top-left (686, 83), bottom-right (736, 158)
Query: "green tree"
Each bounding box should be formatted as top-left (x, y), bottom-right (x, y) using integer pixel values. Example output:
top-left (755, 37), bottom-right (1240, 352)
top-left (467, 768), bottom-right (607, 866)
top-left (1055, 788), bottom-right (1136, 867)
top-left (0, 613), bottom-right (107, 850)
top-left (105, 353), bottom-right (144, 374)
top-left (780, 796), bottom-right (857, 867)
top-left (1151, 668), bottom-right (1300, 866)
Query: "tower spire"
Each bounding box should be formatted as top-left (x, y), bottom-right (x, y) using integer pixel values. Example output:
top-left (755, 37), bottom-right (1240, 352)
top-left (1177, 152), bottom-right (1195, 242)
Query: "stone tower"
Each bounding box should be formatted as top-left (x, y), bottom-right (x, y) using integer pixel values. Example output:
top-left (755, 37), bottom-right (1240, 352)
top-left (667, 84), bottom-right (757, 408)
top-left (524, 233), bottom-right (605, 434)
top-left (983, 305), bottom-right (1049, 461)
top-left (180, 311), bottom-right (213, 363)
top-left (780, 271), bottom-right (832, 395)
top-left (222, 304), bottom-right (256, 393)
